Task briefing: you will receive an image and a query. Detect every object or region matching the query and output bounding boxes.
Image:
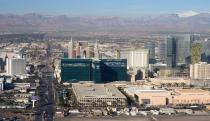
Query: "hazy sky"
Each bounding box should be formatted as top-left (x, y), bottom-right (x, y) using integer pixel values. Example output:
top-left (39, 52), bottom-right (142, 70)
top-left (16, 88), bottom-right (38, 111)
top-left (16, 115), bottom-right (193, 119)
top-left (0, 0), bottom-right (210, 16)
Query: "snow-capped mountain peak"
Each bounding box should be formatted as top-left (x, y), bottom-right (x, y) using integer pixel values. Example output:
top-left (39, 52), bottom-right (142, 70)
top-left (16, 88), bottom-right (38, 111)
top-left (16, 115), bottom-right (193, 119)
top-left (177, 11), bottom-right (200, 18)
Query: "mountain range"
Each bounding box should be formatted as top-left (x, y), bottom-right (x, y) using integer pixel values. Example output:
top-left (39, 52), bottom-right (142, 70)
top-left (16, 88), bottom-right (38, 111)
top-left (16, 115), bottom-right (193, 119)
top-left (1, 12), bottom-right (210, 33)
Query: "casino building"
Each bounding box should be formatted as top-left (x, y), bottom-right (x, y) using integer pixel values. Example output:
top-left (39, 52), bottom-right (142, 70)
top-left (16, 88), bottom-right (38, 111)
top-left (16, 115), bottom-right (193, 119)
top-left (60, 58), bottom-right (127, 83)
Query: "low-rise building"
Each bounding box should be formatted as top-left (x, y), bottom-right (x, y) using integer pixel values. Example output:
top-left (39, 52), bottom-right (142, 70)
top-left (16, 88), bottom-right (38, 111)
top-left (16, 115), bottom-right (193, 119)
top-left (136, 90), bottom-right (172, 106)
top-left (206, 105), bottom-right (210, 111)
top-left (149, 78), bottom-right (190, 87)
top-left (124, 87), bottom-right (172, 106)
top-left (15, 97), bottom-right (29, 104)
top-left (14, 93), bottom-right (32, 98)
top-left (124, 87), bottom-right (210, 106)
top-left (172, 89), bottom-right (210, 105)
top-left (13, 83), bottom-right (31, 93)
top-left (72, 83), bottom-right (127, 108)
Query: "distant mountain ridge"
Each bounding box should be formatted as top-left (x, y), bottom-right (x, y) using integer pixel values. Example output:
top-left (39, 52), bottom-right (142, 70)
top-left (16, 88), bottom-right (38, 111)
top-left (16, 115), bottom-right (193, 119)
top-left (1, 12), bottom-right (210, 33)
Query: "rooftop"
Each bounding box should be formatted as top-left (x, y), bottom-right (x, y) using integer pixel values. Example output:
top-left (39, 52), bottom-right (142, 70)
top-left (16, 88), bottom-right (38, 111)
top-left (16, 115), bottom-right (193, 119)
top-left (124, 87), bottom-right (168, 95)
top-left (72, 83), bottom-right (126, 98)
top-left (150, 78), bottom-right (189, 81)
top-left (120, 48), bottom-right (149, 53)
top-left (175, 89), bottom-right (208, 93)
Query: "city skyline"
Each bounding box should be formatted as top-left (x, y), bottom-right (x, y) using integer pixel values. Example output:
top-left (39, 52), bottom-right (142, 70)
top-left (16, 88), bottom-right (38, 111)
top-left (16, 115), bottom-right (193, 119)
top-left (0, 0), bottom-right (210, 16)
top-left (1, 0), bottom-right (210, 120)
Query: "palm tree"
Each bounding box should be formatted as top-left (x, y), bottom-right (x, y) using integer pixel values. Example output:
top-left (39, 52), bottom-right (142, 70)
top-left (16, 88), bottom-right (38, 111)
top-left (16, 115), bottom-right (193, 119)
top-left (181, 83), bottom-right (186, 87)
top-left (161, 83), bottom-right (165, 87)
top-left (166, 83), bottom-right (172, 87)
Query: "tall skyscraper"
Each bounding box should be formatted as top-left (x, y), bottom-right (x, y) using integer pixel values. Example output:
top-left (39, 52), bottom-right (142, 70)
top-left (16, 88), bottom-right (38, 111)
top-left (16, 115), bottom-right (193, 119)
top-left (76, 41), bottom-right (81, 58)
top-left (166, 36), bottom-right (177, 68)
top-left (166, 34), bottom-right (191, 68)
top-left (120, 49), bottom-right (149, 69)
top-left (68, 38), bottom-right (73, 58)
top-left (190, 34), bottom-right (201, 42)
top-left (175, 35), bottom-right (191, 64)
top-left (0, 78), bottom-right (4, 91)
top-left (158, 41), bottom-right (166, 63)
top-left (201, 39), bottom-right (210, 63)
top-left (85, 46), bottom-right (94, 59)
top-left (94, 40), bottom-right (99, 58)
top-left (6, 58), bottom-right (27, 75)
top-left (144, 42), bottom-right (156, 64)
top-left (60, 59), bottom-right (127, 83)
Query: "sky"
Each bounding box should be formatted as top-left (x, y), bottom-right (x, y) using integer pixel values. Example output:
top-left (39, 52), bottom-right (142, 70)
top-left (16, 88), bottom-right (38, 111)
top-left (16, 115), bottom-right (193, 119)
top-left (0, 0), bottom-right (210, 16)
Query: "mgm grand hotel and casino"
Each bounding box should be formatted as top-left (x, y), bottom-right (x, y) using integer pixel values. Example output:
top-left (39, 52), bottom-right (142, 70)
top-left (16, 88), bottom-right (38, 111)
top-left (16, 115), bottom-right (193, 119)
top-left (61, 59), bottom-right (127, 83)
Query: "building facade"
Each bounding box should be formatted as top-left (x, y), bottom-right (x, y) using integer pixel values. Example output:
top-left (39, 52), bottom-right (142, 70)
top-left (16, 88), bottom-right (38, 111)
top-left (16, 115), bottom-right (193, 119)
top-left (124, 87), bottom-right (172, 106)
top-left (60, 59), bottom-right (127, 83)
top-left (135, 90), bottom-right (172, 106)
top-left (92, 59), bottom-right (127, 83)
top-left (172, 89), bottom-right (210, 105)
top-left (68, 38), bottom-right (73, 58)
top-left (158, 41), bottom-right (166, 63)
top-left (166, 35), bottom-right (191, 68)
top-left (175, 35), bottom-right (191, 64)
top-left (201, 39), bottom-right (210, 63)
top-left (84, 46), bottom-right (94, 59)
top-left (124, 87), bottom-right (210, 106)
top-left (0, 78), bottom-right (4, 91)
top-left (166, 36), bottom-right (177, 68)
top-left (6, 58), bottom-right (26, 75)
top-left (72, 83), bottom-right (127, 108)
top-left (145, 42), bottom-right (156, 64)
top-left (61, 59), bottom-right (92, 82)
top-left (190, 62), bottom-right (210, 80)
top-left (120, 49), bottom-right (149, 69)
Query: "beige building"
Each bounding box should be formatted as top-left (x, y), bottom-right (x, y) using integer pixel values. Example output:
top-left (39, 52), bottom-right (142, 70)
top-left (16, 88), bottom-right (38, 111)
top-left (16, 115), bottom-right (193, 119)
top-left (124, 87), bottom-right (210, 106)
top-left (172, 89), bottom-right (210, 105)
top-left (85, 46), bottom-right (94, 58)
top-left (135, 90), bottom-right (172, 106)
top-left (124, 87), bottom-right (172, 106)
top-left (190, 62), bottom-right (210, 80)
top-left (72, 83), bottom-right (127, 108)
top-left (149, 78), bottom-right (190, 87)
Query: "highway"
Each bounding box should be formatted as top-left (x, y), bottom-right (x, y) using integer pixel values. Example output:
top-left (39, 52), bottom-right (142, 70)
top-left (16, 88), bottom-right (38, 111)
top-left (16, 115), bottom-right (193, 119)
top-left (34, 43), bottom-right (55, 121)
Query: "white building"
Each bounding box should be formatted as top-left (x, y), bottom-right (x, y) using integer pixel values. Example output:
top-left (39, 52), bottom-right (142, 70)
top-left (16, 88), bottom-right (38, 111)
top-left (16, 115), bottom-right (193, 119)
top-left (14, 83), bottom-right (31, 93)
top-left (190, 62), bottom-right (210, 80)
top-left (120, 49), bottom-right (149, 69)
top-left (94, 40), bottom-right (100, 58)
top-left (68, 38), bottom-right (73, 58)
top-left (0, 78), bottom-right (4, 91)
top-left (6, 58), bottom-right (26, 75)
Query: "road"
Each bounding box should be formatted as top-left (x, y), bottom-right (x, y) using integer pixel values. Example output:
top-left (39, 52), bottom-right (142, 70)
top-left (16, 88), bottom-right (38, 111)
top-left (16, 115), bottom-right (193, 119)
top-left (54, 115), bottom-right (210, 121)
top-left (34, 43), bottom-right (55, 121)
